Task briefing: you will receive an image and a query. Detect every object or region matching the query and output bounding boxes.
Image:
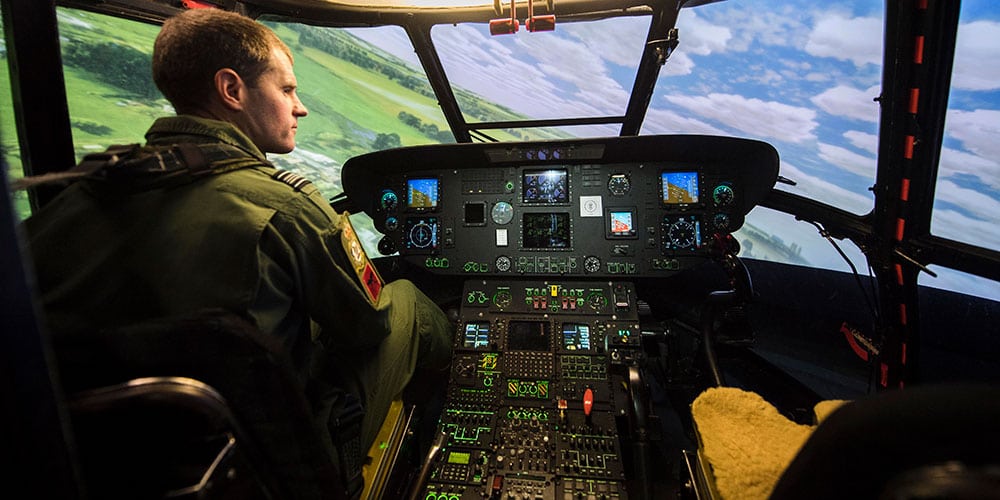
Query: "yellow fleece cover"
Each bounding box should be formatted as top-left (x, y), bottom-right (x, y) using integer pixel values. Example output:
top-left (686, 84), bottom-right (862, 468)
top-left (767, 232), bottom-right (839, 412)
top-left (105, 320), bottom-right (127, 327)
top-left (691, 387), bottom-right (847, 500)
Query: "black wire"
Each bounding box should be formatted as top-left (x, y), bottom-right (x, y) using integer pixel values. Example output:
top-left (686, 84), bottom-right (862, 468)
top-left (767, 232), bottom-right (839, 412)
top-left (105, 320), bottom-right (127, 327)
top-left (805, 220), bottom-right (883, 394)
top-left (807, 220), bottom-right (881, 323)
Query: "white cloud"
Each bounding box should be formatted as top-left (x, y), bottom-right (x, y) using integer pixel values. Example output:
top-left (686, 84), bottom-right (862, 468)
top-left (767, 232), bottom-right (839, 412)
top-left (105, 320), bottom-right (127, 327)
top-left (811, 84), bottom-right (880, 122)
top-left (938, 147), bottom-right (1000, 192)
top-left (844, 130), bottom-right (878, 155)
top-left (776, 160), bottom-right (872, 215)
top-left (675, 11), bottom-right (732, 56)
top-left (805, 13), bottom-right (882, 67)
top-left (693, 4), bottom-right (811, 52)
top-left (663, 93), bottom-right (818, 143)
top-left (561, 17), bottom-right (649, 68)
top-left (817, 142), bottom-right (876, 178)
top-left (931, 207), bottom-right (1000, 255)
top-left (946, 109), bottom-right (1000, 161)
top-left (515, 33), bottom-right (629, 115)
top-left (941, 109), bottom-right (1000, 190)
top-left (934, 180), bottom-right (1000, 230)
top-left (641, 107), bottom-right (728, 136)
top-left (952, 20), bottom-right (1000, 91)
top-left (662, 51), bottom-right (696, 77)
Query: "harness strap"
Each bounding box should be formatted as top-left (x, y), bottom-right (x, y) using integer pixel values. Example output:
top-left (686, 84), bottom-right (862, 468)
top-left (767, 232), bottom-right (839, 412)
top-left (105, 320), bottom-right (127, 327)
top-left (11, 143), bottom-right (265, 191)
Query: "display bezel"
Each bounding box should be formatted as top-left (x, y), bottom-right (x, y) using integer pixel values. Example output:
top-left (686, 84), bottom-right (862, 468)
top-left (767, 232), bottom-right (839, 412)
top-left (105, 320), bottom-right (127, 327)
top-left (562, 323), bottom-right (592, 351)
top-left (522, 168), bottom-right (570, 205)
top-left (507, 320), bottom-right (551, 351)
top-left (405, 177), bottom-right (441, 211)
top-left (521, 212), bottom-right (572, 250)
top-left (659, 170), bottom-right (700, 206)
top-left (606, 207), bottom-right (638, 239)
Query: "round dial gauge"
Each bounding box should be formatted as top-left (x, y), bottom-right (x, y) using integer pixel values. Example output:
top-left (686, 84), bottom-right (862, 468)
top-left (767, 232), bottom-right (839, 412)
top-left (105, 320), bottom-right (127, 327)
top-left (713, 213), bottom-right (731, 231)
top-left (491, 201), bottom-right (514, 225)
top-left (713, 184), bottom-right (735, 207)
top-left (608, 174), bottom-right (631, 196)
top-left (380, 190), bottom-right (399, 211)
top-left (408, 222), bottom-right (434, 248)
top-left (668, 219), bottom-right (697, 248)
top-left (495, 255), bottom-right (512, 272)
top-left (583, 256), bottom-right (601, 273)
top-left (377, 236), bottom-right (397, 256)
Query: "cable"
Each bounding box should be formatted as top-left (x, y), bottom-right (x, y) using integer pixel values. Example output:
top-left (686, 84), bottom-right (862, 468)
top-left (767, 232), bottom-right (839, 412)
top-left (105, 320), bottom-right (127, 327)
top-left (807, 220), bottom-right (881, 323)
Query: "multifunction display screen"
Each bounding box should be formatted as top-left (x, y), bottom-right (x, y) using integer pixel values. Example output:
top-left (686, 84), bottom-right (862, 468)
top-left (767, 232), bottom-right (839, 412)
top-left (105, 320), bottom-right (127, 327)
top-left (507, 320), bottom-right (550, 351)
top-left (608, 210), bottom-right (636, 238)
top-left (463, 321), bottom-right (491, 349)
top-left (523, 169), bottom-right (568, 204)
top-left (661, 171), bottom-right (699, 204)
top-left (522, 212), bottom-right (571, 249)
top-left (407, 177), bottom-right (439, 209)
top-left (562, 323), bottom-right (592, 351)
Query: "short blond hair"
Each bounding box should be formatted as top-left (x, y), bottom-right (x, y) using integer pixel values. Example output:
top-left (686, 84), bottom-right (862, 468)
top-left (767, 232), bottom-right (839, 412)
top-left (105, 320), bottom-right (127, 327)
top-left (152, 8), bottom-right (293, 113)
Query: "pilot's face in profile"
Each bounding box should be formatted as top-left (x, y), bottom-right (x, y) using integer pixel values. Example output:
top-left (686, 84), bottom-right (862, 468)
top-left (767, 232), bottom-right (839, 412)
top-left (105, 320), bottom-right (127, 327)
top-left (241, 46), bottom-right (309, 155)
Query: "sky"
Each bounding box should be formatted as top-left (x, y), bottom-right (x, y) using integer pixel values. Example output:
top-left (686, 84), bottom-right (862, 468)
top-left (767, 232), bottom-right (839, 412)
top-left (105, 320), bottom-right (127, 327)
top-left (351, 0), bottom-right (999, 300)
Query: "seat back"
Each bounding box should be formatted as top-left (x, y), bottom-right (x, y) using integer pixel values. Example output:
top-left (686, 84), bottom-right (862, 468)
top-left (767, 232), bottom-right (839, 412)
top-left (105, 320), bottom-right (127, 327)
top-left (69, 376), bottom-right (269, 499)
top-left (770, 384), bottom-right (1000, 500)
top-left (52, 310), bottom-right (350, 500)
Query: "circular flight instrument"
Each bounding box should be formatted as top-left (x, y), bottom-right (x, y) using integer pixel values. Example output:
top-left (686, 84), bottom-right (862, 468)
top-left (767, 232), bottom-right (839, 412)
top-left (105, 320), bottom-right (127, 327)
top-left (377, 236), bottom-right (397, 255)
top-left (492, 201), bottom-right (514, 225)
top-left (713, 213), bottom-right (731, 231)
top-left (384, 216), bottom-right (399, 232)
top-left (608, 174), bottom-right (631, 196)
top-left (712, 184), bottom-right (735, 207)
top-left (583, 256), bottom-right (601, 273)
top-left (667, 218), bottom-right (697, 248)
top-left (380, 190), bottom-right (399, 211)
top-left (408, 222), bottom-right (435, 248)
top-left (495, 255), bottom-right (512, 272)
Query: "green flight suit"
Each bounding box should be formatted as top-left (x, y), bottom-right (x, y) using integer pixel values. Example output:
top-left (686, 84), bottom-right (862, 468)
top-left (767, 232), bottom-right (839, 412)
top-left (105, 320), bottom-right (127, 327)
top-left (24, 115), bottom-right (453, 453)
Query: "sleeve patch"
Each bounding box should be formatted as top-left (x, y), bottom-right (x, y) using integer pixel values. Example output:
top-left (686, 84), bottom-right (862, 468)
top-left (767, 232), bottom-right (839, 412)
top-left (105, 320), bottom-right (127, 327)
top-left (340, 215), bottom-right (384, 304)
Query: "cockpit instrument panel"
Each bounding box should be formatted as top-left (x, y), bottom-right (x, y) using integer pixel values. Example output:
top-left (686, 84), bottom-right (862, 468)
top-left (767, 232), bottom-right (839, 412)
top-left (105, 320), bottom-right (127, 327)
top-left (343, 135), bottom-right (779, 277)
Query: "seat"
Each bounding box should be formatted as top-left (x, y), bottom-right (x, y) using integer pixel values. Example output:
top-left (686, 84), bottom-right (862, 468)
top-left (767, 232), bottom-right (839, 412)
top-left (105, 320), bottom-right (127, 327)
top-left (685, 384), bottom-right (1000, 500)
top-left (52, 309), bottom-right (352, 500)
top-left (68, 376), bottom-right (271, 499)
top-left (769, 383), bottom-right (1000, 500)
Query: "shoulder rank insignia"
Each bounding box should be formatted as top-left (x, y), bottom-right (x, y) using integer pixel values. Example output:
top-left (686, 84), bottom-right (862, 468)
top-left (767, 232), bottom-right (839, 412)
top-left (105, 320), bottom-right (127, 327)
top-left (271, 169), bottom-right (313, 191)
top-left (340, 214), bottom-right (384, 304)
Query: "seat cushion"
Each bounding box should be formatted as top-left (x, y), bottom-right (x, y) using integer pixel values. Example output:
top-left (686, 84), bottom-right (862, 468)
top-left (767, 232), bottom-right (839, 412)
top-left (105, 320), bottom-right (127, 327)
top-left (691, 387), bottom-right (845, 500)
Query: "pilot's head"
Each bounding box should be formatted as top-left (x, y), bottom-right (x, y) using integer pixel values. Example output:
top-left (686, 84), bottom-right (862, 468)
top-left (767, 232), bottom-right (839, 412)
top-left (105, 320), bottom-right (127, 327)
top-left (152, 8), bottom-right (308, 154)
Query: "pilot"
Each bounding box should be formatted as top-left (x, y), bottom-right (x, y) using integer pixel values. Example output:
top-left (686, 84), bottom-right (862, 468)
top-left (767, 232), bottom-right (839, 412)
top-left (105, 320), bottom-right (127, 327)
top-left (22, 7), bottom-right (452, 466)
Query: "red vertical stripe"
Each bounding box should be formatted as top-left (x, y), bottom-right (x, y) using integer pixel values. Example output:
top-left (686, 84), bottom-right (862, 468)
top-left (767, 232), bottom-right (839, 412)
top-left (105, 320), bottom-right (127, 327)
top-left (902, 342), bottom-right (907, 365)
top-left (895, 263), bottom-right (904, 285)
top-left (880, 363), bottom-right (889, 387)
top-left (914, 36), bottom-right (925, 64)
top-left (901, 178), bottom-right (911, 201)
top-left (900, 303), bottom-right (908, 326)
top-left (917, 0), bottom-right (928, 9)
top-left (909, 88), bottom-right (920, 114)
top-left (904, 135), bottom-right (915, 159)
top-left (896, 218), bottom-right (906, 241)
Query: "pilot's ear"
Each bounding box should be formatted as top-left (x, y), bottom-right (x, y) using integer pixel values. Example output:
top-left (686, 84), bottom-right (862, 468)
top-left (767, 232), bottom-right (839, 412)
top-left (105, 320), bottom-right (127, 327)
top-left (214, 68), bottom-right (245, 111)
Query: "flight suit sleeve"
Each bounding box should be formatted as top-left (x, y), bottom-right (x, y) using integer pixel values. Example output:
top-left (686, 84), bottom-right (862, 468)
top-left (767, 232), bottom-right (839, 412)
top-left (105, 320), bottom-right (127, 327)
top-left (251, 191), bottom-right (388, 351)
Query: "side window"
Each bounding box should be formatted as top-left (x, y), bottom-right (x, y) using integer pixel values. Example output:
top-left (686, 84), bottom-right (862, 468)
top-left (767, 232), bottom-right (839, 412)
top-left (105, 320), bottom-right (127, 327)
top-left (56, 8), bottom-right (165, 161)
top-left (0, 10), bottom-right (31, 220)
top-left (3, 8), bottom-right (162, 220)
